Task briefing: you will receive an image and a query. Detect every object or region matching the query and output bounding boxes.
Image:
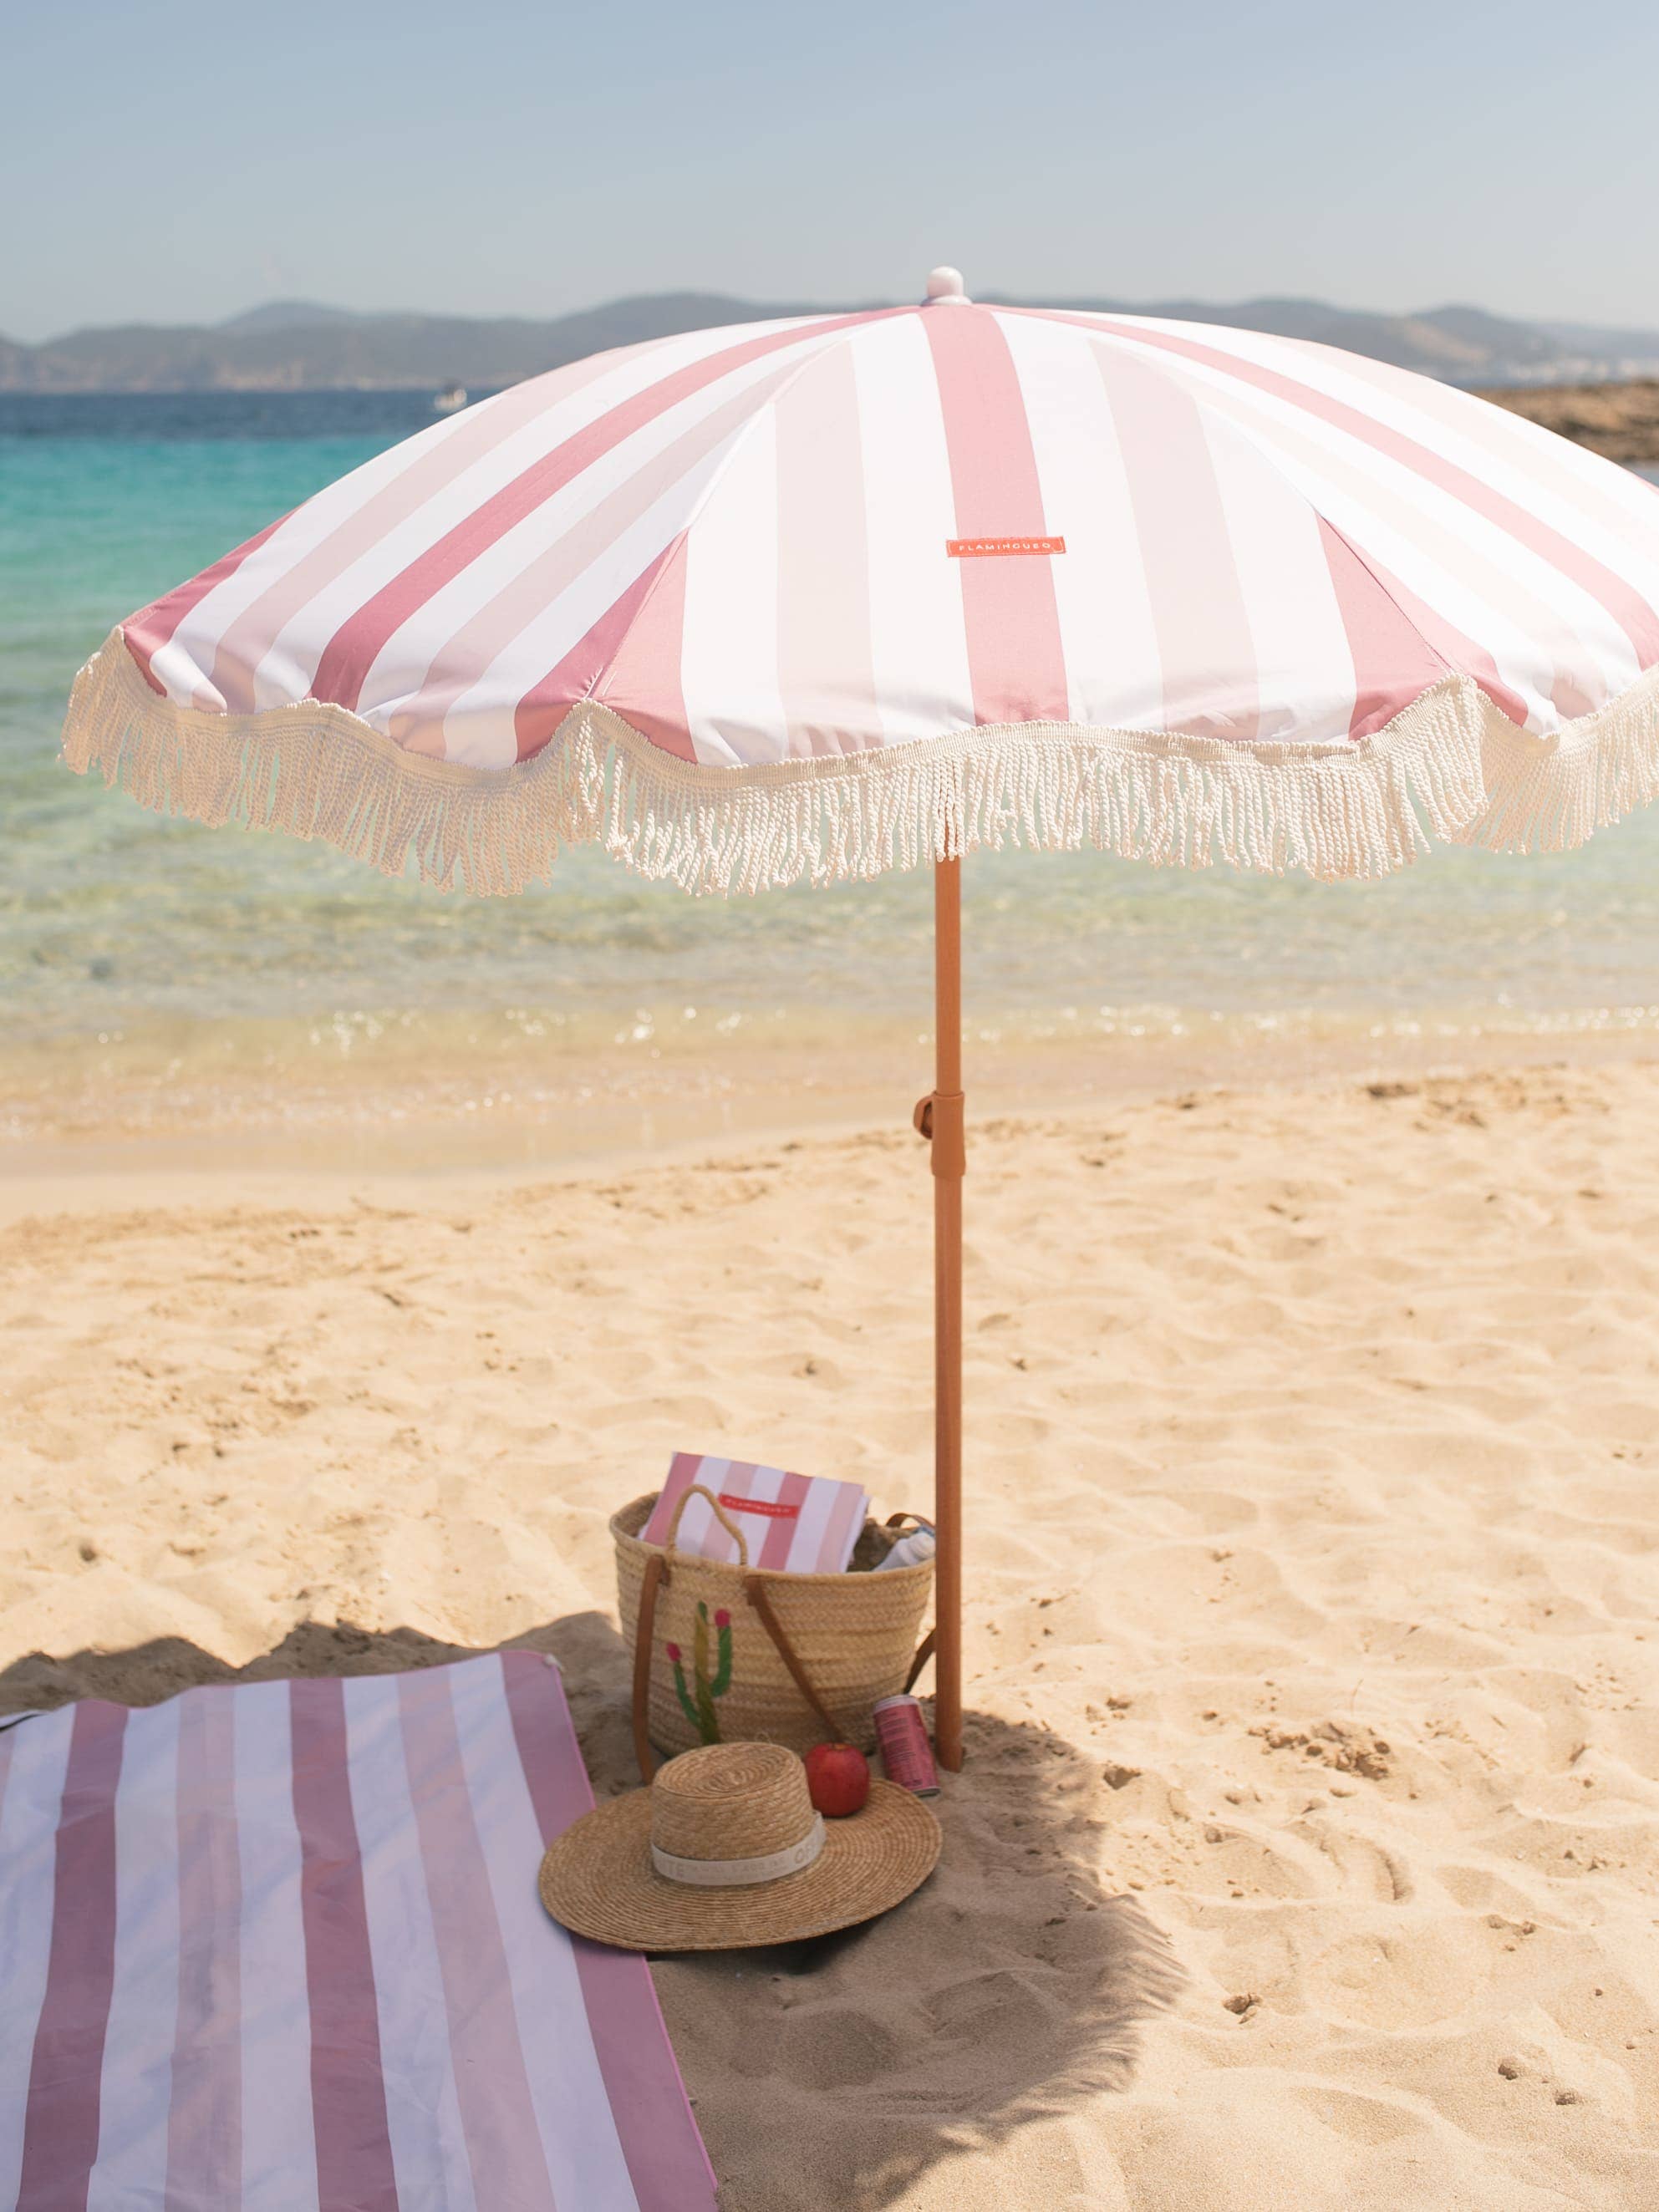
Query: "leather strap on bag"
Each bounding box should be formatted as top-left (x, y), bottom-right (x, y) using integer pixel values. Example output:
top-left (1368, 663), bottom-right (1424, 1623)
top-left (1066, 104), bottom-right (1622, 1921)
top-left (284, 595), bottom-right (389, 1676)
top-left (632, 1553), bottom-right (666, 1782)
top-left (903, 1629), bottom-right (937, 1693)
top-left (743, 1575), bottom-right (841, 1742)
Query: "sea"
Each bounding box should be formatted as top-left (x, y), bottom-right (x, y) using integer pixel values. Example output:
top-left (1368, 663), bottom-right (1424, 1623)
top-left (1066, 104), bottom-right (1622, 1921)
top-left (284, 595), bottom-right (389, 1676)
top-left (5, 390), bottom-right (1659, 1158)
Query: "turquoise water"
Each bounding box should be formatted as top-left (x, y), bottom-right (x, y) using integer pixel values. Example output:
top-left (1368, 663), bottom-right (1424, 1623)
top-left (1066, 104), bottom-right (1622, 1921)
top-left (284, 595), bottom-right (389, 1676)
top-left (5, 393), bottom-right (1659, 1080)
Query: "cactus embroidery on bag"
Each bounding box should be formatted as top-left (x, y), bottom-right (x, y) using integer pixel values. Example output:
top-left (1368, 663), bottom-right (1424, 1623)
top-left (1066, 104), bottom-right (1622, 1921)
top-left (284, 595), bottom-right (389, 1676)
top-left (666, 1603), bottom-right (733, 1742)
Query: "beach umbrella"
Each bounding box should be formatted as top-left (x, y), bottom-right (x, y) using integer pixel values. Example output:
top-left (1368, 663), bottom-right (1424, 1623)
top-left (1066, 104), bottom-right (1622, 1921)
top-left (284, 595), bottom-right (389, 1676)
top-left (62, 267), bottom-right (1659, 1771)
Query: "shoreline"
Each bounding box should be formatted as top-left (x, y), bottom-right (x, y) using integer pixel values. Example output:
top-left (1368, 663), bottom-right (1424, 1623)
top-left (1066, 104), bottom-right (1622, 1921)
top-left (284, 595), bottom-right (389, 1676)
top-left (6, 1017), bottom-right (1659, 1186)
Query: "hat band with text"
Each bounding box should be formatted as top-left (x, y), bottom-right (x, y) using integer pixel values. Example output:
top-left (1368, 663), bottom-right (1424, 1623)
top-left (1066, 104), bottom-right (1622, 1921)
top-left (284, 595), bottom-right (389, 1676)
top-left (650, 1813), bottom-right (826, 1889)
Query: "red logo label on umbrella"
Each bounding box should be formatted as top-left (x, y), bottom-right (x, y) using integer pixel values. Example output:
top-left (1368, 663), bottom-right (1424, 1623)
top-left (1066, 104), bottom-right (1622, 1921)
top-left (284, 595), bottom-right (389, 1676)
top-left (946, 536), bottom-right (1066, 558)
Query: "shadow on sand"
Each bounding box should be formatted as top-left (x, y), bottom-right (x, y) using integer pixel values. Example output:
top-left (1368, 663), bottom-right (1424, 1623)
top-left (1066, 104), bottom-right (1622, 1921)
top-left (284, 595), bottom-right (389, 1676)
top-left (0, 1617), bottom-right (1182, 2212)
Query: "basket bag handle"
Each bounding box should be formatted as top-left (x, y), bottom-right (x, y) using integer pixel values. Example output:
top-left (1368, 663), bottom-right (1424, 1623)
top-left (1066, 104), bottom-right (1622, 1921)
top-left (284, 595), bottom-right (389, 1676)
top-left (631, 1482), bottom-right (841, 1782)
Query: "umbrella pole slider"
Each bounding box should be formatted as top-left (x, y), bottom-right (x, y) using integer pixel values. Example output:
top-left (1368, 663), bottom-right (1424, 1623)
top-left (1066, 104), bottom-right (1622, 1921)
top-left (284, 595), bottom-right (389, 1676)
top-left (913, 1091), bottom-right (966, 1178)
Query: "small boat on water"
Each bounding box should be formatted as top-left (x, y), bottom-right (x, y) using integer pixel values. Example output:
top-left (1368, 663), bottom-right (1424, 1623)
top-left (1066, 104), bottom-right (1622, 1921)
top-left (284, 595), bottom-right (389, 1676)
top-left (432, 382), bottom-right (468, 414)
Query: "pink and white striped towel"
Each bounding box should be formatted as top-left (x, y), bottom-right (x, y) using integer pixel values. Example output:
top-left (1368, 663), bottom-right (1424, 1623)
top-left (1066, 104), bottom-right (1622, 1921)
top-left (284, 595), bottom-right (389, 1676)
top-left (642, 1452), bottom-right (869, 1574)
top-left (0, 1652), bottom-right (716, 2212)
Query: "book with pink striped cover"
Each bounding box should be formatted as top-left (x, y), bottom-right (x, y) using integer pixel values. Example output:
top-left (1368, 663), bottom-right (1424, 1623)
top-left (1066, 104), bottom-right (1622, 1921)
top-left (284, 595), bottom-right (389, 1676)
top-left (643, 1452), bottom-right (870, 1574)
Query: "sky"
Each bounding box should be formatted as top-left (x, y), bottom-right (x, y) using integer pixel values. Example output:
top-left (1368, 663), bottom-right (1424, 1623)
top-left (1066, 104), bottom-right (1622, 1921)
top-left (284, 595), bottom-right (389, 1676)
top-left (5, 0), bottom-right (1659, 343)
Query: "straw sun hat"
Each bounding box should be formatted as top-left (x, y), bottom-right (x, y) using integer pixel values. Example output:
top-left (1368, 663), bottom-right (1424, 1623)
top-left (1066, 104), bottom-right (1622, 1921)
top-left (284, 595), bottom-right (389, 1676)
top-left (538, 1741), bottom-right (941, 1951)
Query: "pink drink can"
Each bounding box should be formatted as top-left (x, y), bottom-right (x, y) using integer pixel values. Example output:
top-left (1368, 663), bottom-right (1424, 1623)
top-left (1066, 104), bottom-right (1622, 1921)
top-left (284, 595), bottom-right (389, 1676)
top-left (873, 1695), bottom-right (940, 1796)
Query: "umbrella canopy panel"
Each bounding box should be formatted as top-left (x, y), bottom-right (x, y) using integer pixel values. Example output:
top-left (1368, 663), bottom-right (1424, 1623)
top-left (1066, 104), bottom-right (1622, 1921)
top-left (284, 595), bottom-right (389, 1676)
top-left (64, 276), bottom-right (1659, 896)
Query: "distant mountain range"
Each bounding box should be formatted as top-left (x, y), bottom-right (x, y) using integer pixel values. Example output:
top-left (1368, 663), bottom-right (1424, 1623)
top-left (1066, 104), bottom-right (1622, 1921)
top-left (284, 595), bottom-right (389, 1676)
top-left (5, 292), bottom-right (1659, 394)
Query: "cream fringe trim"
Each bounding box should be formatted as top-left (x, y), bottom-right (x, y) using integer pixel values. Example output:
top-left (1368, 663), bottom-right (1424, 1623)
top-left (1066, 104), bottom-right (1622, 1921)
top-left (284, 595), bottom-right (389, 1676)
top-left (59, 629), bottom-right (1659, 897)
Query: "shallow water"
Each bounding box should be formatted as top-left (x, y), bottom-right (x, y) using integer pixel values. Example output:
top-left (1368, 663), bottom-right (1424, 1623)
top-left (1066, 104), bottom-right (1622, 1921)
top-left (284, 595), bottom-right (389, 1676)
top-left (5, 392), bottom-right (1659, 1141)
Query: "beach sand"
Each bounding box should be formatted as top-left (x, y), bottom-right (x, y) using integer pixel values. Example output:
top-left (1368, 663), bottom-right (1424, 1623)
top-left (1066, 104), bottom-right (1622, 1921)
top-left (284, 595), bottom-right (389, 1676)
top-left (4, 1059), bottom-right (1659, 2209)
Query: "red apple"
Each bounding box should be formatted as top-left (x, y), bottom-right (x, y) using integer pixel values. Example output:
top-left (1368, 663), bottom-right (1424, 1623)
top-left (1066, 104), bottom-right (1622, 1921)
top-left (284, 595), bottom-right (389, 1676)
top-left (804, 1742), bottom-right (870, 1818)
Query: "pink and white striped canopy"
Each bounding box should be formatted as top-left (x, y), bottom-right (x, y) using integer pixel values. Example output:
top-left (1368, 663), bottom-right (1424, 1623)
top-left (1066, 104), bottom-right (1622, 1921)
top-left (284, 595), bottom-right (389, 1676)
top-left (64, 270), bottom-right (1659, 891)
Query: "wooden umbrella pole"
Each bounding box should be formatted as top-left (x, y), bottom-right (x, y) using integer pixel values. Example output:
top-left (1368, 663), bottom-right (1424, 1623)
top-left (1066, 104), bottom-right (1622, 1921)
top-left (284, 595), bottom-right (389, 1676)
top-left (913, 855), bottom-right (965, 1770)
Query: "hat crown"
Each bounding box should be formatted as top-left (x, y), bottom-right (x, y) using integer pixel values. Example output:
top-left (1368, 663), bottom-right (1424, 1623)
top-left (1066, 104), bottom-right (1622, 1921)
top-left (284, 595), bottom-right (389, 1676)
top-left (649, 1742), bottom-right (816, 1862)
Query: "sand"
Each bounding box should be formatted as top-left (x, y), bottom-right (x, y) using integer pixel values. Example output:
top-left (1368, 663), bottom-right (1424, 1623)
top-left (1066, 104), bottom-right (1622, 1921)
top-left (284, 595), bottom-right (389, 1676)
top-left (4, 1059), bottom-right (1659, 2209)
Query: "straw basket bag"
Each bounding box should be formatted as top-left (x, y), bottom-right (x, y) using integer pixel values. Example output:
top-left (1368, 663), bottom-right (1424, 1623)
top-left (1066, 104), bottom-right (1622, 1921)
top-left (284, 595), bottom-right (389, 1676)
top-left (613, 1485), bottom-right (934, 1777)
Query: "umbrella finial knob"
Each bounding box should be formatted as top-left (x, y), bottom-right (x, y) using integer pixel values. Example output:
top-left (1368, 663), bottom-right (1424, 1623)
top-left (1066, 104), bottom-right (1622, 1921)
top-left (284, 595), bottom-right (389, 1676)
top-left (924, 266), bottom-right (970, 306)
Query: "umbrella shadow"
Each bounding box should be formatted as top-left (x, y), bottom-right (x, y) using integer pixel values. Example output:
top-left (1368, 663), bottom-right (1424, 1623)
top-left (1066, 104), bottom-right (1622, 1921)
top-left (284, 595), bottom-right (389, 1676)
top-left (0, 1610), bottom-right (646, 1772)
top-left (0, 1623), bottom-right (1182, 2212)
top-left (654, 1698), bottom-right (1183, 2212)
top-left (0, 1620), bottom-right (449, 1712)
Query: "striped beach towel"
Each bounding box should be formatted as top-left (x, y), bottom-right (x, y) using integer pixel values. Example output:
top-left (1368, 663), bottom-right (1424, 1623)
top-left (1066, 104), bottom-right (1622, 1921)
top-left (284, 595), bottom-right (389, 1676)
top-left (0, 1652), bottom-right (715, 2212)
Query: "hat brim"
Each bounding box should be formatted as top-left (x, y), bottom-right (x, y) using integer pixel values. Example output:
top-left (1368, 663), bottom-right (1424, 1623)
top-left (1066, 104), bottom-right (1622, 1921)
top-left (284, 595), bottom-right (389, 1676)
top-left (538, 1778), bottom-right (942, 1952)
